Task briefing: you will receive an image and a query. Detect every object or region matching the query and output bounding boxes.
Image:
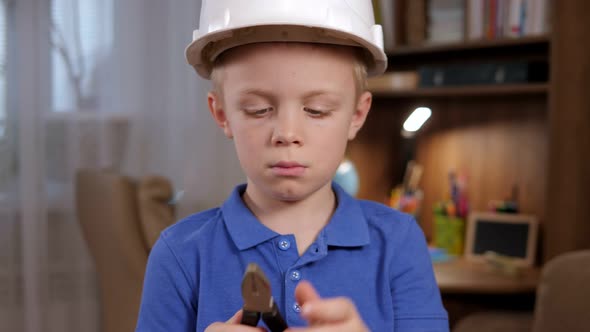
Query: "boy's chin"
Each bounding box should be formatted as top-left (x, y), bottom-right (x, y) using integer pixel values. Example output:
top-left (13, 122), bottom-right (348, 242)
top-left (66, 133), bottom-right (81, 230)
top-left (263, 179), bottom-right (332, 202)
top-left (267, 183), bottom-right (311, 202)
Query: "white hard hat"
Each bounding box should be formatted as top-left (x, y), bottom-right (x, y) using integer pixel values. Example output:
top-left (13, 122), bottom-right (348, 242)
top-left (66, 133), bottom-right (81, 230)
top-left (185, 0), bottom-right (388, 79)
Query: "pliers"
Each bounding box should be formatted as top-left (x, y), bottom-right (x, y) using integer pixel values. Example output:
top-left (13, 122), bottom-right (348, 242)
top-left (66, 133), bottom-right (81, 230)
top-left (240, 263), bottom-right (289, 331)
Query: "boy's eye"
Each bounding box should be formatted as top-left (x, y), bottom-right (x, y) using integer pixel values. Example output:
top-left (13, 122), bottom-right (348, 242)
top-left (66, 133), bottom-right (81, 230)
top-left (244, 107), bottom-right (273, 117)
top-left (304, 107), bottom-right (327, 117)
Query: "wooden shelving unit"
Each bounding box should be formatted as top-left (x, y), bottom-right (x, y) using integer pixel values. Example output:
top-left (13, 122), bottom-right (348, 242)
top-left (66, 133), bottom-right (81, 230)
top-left (350, 2), bottom-right (590, 268)
top-left (370, 83), bottom-right (549, 98)
top-left (388, 35), bottom-right (550, 57)
top-left (351, 1), bottom-right (590, 327)
top-left (351, 28), bottom-right (553, 248)
top-left (385, 35), bottom-right (550, 71)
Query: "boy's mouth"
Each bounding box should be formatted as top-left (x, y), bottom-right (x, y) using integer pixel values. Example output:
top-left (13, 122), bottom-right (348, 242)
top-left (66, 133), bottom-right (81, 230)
top-left (270, 161), bottom-right (307, 177)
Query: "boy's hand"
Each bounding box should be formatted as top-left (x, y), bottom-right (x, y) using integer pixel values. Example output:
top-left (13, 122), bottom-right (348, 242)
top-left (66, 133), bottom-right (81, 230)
top-left (288, 281), bottom-right (369, 332)
top-left (205, 310), bottom-right (265, 332)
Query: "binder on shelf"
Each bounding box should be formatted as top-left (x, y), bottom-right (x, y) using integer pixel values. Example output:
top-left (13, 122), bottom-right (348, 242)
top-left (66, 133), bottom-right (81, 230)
top-left (418, 61), bottom-right (548, 87)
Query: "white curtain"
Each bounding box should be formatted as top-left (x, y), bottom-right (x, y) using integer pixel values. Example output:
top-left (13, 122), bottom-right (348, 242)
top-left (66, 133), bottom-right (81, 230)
top-left (1, 0), bottom-right (244, 331)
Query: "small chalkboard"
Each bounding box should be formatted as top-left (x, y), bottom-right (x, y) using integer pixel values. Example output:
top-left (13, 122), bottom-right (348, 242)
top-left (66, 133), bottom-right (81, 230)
top-left (465, 212), bottom-right (538, 266)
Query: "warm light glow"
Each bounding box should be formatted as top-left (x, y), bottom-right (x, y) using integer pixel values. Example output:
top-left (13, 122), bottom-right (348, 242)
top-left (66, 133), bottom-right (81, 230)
top-left (337, 160), bottom-right (353, 174)
top-left (403, 107), bottom-right (432, 132)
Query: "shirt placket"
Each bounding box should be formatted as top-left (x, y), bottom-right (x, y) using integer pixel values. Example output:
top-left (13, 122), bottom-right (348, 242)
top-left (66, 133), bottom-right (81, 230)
top-left (278, 236), bottom-right (328, 326)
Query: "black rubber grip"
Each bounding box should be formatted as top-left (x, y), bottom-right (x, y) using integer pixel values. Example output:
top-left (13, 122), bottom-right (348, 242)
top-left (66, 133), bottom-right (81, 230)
top-left (240, 310), bottom-right (260, 327)
top-left (262, 303), bottom-right (288, 332)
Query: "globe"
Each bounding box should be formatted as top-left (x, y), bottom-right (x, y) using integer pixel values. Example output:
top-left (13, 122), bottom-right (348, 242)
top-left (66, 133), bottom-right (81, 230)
top-left (333, 159), bottom-right (359, 196)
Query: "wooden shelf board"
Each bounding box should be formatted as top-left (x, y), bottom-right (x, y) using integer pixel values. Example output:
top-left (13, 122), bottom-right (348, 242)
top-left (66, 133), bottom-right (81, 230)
top-left (370, 83), bottom-right (549, 98)
top-left (388, 35), bottom-right (550, 57)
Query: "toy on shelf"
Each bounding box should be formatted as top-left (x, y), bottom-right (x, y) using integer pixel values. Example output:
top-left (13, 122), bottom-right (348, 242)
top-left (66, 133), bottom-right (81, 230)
top-left (488, 184), bottom-right (520, 213)
top-left (389, 161), bottom-right (424, 219)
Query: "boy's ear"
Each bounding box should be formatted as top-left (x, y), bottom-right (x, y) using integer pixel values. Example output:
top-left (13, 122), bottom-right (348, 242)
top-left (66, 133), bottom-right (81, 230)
top-left (348, 91), bottom-right (372, 140)
top-left (207, 92), bottom-right (233, 139)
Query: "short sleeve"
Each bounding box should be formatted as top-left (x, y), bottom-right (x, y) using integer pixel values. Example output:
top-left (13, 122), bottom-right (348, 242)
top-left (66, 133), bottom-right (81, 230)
top-left (136, 235), bottom-right (197, 332)
top-left (390, 217), bottom-right (449, 332)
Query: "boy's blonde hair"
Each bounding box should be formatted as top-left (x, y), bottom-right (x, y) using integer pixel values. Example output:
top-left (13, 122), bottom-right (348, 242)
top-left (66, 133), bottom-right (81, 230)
top-left (210, 43), bottom-right (369, 100)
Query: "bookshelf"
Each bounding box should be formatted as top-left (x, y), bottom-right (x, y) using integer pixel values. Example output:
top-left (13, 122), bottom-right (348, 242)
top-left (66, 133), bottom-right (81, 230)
top-left (370, 83), bottom-right (548, 98)
top-left (356, 36), bottom-right (550, 245)
top-left (388, 35), bottom-right (549, 57)
top-left (351, 0), bottom-right (590, 267)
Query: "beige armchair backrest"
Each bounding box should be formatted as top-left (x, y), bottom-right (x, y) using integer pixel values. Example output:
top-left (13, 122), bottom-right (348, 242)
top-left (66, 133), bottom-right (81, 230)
top-left (532, 250), bottom-right (590, 332)
top-left (453, 250), bottom-right (590, 332)
top-left (76, 170), bottom-right (175, 332)
top-left (137, 175), bottom-right (175, 250)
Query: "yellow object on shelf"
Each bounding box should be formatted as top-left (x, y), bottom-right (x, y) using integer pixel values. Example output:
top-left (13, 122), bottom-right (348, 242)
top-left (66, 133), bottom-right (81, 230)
top-left (434, 215), bottom-right (465, 256)
top-left (368, 71), bottom-right (419, 93)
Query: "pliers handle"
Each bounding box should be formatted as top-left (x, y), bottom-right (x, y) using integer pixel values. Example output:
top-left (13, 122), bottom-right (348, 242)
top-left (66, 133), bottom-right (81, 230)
top-left (240, 263), bottom-right (288, 332)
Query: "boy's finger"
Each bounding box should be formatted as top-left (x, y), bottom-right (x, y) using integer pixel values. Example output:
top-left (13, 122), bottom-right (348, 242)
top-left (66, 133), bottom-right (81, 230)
top-left (294, 280), bottom-right (321, 305)
top-left (300, 297), bottom-right (357, 323)
top-left (226, 309), bottom-right (243, 324)
top-left (207, 321), bottom-right (266, 332)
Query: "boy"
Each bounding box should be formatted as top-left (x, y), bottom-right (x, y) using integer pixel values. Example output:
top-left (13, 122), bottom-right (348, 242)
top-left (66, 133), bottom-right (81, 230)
top-left (136, 0), bottom-right (448, 331)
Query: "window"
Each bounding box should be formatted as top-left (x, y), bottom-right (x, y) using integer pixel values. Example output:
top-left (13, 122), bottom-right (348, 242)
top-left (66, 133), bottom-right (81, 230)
top-left (51, 0), bottom-right (112, 112)
top-left (0, 0), bottom-right (12, 191)
top-left (0, 1), bottom-right (7, 138)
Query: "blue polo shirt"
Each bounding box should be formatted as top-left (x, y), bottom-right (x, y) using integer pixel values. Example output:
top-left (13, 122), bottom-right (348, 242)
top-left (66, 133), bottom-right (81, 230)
top-left (136, 183), bottom-right (448, 331)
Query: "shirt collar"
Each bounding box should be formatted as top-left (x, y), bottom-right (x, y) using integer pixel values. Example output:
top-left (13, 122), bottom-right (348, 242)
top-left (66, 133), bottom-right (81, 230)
top-left (323, 182), bottom-right (370, 247)
top-left (221, 184), bottom-right (279, 250)
top-left (221, 183), bottom-right (370, 251)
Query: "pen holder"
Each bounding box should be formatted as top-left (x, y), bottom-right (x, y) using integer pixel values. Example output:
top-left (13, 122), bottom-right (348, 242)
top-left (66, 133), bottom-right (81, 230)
top-left (434, 215), bottom-right (465, 256)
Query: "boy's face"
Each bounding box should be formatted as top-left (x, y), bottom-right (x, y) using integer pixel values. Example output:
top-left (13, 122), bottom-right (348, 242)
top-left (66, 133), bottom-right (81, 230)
top-left (208, 43), bottom-right (371, 202)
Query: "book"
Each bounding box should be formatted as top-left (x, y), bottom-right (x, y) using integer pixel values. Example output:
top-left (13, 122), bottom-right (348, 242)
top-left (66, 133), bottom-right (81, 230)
top-left (427, 0), bottom-right (465, 43)
top-left (467, 0), bottom-right (484, 40)
top-left (487, 0), bottom-right (497, 39)
top-left (375, 0), bottom-right (399, 51)
top-left (530, 0), bottom-right (550, 35)
top-left (506, 0), bottom-right (524, 37)
top-left (406, 0), bottom-right (427, 45)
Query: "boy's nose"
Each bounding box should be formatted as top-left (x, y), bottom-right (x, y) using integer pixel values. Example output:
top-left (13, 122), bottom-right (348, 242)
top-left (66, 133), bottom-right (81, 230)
top-left (271, 110), bottom-right (303, 146)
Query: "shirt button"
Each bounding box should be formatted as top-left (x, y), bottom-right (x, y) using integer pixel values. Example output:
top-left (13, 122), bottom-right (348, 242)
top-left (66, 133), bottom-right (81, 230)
top-left (278, 239), bottom-right (291, 250)
top-left (290, 270), bottom-right (301, 281)
top-left (292, 302), bottom-right (301, 313)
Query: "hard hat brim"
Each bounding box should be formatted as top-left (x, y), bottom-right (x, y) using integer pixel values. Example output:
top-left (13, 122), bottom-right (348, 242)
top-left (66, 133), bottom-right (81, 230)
top-left (185, 24), bottom-right (388, 79)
